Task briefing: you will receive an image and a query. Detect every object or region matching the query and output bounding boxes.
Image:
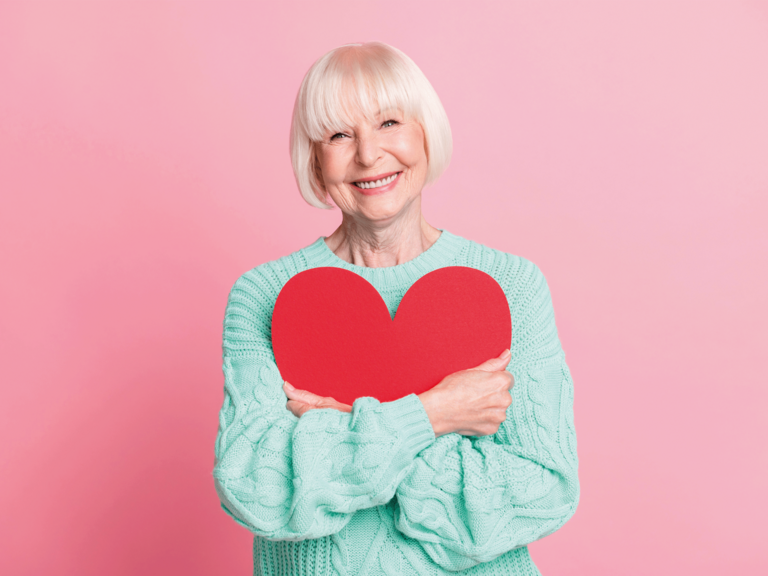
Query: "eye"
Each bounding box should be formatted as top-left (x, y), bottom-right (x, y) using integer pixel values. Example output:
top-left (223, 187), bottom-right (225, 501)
top-left (330, 132), bottom-right (348, 141)
top-left (381, 120), bottom-right (399, 128)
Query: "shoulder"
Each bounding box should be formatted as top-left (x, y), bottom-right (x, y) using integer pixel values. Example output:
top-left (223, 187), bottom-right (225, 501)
top-left (223, 241), bottom-right (318, 344)
top-left (227, 242), bottom-right (316, 306)
top-left (454, 236), bottom-right (562, 362)
top-left (448, 234), bottom-right (556, 339)
top-left (454, 235), bottom-right (549, 305)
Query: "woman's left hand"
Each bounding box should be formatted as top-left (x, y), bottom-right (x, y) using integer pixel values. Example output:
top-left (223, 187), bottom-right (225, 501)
top-left (283, 381), bottom-right (352, 417)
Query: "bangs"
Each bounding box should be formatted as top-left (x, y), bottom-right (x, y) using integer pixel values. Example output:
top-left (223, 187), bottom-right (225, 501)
top-left (298, 45), bottom-right (421, 141)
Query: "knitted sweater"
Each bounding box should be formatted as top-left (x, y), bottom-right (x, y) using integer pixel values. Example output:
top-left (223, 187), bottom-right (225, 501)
top-left (213, 229), bottom-right (579, 576)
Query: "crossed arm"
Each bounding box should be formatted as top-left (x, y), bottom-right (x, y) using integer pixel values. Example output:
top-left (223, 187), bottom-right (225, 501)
top-left (213, 264), bottom-right (578, 569)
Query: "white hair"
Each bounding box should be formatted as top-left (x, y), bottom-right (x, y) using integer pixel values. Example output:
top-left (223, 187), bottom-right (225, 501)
top-left (289, 42), bottom-right (453, 209)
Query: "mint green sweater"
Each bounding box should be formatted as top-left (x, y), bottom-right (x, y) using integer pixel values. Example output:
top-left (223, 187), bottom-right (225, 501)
top-left (213, 230), bottom-right (579, 576)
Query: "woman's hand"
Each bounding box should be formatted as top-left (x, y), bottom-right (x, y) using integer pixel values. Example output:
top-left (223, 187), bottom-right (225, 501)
top-left (283, 348), bottom-right (513, 435)
top-left (283, 381), bottom-right (352, 417)
top-left (418, 349), bottom-right (514, 438)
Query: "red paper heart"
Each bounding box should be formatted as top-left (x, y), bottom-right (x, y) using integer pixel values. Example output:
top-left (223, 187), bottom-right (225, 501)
top-left (271, 266), bottom-right (511, 405)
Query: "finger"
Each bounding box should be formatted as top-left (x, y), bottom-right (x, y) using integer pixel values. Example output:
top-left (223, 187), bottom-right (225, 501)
top-left (283, 382), bottom-right (324, 405)
top-left (472, 349), bottom-right (511, 371)
top-left (495, 372), bottom-right (514, 392)
top-left (299, 396), bottom-right (352, 413)
top-left (287, 398), bottom-right (352, 417)
top-left (320, 399), bottom-right (353, 412)
top-left (286, 400), bottom-right (308, 418)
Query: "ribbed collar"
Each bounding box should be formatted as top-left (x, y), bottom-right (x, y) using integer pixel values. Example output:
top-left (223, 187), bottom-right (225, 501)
top-left (301, 229), bottom-right (468, 288)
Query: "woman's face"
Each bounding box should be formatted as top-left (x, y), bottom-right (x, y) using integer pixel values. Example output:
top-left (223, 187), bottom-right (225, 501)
top-left (314, 108), bottom-right (429, 225)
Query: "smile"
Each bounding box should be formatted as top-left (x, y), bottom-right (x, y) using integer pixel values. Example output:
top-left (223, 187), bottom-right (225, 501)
top-left (352, 172), bottom-right (401, 190)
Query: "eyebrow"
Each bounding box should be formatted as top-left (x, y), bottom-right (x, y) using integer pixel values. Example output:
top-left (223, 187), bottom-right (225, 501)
top-left (376, 107), bottom-right (401, 116)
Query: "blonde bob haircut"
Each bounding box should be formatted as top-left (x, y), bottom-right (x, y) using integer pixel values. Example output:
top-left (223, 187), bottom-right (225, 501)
top-left (290, 42), bottom-right (453, 209)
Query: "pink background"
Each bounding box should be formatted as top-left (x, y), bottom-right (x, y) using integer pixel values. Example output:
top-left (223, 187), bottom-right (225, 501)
top-left (1, 1), bottom-right (767, 574)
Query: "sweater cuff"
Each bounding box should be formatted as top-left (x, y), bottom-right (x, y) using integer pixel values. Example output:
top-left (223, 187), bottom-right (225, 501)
top-left (379, 393), bottom-right (436, 460)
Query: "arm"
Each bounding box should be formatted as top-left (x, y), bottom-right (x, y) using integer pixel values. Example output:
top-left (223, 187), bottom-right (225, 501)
top-left (393, 262), bottom-right (580, 571)
top-left (213, 271), bottom-right (436, 541)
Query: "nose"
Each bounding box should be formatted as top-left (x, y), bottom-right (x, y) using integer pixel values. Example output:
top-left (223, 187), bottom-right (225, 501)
top-left (355, 131), bottom-right (382, 168)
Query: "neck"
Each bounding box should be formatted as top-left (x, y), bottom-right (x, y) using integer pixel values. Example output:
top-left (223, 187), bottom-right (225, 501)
top-left (324, 207), bottom-right (441, 269)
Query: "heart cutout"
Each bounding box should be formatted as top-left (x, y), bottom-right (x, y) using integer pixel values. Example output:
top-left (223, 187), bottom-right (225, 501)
top-left (271, 266), bottom-right (512, 405)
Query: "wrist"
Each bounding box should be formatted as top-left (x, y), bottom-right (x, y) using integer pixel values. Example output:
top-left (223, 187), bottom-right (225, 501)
top-left (417, 389), bottom-right (451, 437)
top-left (378, 394), bottom-right (436, 458)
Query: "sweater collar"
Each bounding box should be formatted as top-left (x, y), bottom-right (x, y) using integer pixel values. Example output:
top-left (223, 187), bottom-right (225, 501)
top-left (301, 229), bottom-right (468, 288)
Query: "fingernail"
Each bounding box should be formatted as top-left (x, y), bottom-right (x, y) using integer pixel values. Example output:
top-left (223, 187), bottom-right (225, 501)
top-left (501, 349), bottom-right (511, 358)
top-left (283, 381), bottom-right (294, 391)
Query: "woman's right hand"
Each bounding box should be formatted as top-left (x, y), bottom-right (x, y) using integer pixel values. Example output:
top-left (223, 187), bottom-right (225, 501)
top-left (418, 349), bottom-right (514, 437)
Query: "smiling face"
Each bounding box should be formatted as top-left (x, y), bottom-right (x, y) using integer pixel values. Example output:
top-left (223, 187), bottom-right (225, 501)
top-left (313, 107), bottom-right (429, 225)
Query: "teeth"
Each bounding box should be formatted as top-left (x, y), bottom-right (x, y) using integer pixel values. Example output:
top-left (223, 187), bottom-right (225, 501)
top-left (356, 173), bottom-right (397, 189)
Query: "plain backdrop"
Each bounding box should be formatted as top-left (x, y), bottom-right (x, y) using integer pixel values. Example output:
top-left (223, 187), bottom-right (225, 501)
top-left (1, 1), bottom-right (767, 574)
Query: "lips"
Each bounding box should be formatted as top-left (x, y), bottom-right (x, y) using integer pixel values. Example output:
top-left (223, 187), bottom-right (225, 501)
top-left (351, 171), bottom-right (402, 192)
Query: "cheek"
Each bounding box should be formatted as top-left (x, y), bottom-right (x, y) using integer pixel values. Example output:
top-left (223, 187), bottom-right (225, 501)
top-left (317, 150), bottom-right (346, 185)
top-left (395, 128), bottom-right (428, 171)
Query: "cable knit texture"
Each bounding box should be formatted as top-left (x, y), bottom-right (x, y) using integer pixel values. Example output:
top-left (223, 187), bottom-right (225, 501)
top-left (213, 229), bottom-right (579, 576)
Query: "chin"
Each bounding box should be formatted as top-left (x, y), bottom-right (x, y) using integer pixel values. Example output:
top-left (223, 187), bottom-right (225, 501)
top-left (363, 202), bottom-right (413, 224)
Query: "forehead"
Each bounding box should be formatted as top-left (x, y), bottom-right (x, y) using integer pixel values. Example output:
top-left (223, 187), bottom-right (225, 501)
top-left (303, 67), bottom-right (421, 141)
top-left (335, 104), bottom-right (406, 126)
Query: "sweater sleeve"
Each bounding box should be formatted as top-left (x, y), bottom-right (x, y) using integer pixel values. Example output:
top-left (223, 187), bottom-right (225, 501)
top-left (213, 270), bottom-right (436, 541)
top-left (392, 261), bottom-right (580, 571)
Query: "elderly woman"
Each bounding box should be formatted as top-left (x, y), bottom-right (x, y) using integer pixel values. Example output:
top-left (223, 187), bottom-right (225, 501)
top-left (213, 42), bottom-right (579, 576)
